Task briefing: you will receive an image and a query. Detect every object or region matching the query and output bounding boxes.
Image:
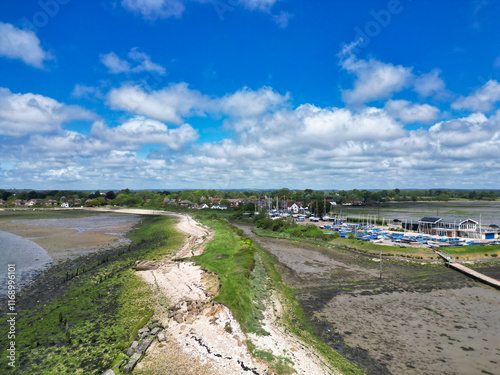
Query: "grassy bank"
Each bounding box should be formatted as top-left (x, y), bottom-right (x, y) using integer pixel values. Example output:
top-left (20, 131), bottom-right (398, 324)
top-left (192, 217), bottom-right (264, 334)
top-left (192, 215), bottom-right (364, 375)
top-left (0, 215), bottom-right (183, 375)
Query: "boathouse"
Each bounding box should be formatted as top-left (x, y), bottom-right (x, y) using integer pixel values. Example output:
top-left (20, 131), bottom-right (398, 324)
top-left (417, 217), bottom-right (479, 237)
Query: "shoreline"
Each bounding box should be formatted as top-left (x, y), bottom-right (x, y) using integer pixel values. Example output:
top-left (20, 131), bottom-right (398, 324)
top-left (121, 210), bottom-right (336, 374)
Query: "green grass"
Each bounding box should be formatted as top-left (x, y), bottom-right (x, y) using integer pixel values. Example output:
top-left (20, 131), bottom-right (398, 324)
top-left (329, 237), bottom-right (434, 255)
top-left (192, 215), bottom-right (364, 375)
top-left (442, 244), bottom-right (500, 255)
top-left (0, 215), bottom-right (183, 375)
top-left (192, 217), bottom-right (265, 334)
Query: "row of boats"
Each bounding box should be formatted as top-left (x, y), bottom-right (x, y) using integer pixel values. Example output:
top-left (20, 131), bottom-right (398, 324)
top-left (317, 223), bottom-right (495, 247)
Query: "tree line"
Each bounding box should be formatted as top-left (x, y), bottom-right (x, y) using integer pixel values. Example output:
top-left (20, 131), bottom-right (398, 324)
top-left (0, 187), bottom-right (498, 208)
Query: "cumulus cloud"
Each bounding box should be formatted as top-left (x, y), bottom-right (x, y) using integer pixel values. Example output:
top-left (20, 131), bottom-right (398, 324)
top-left (107, 83), bottom-right (212, 124)
top-left (121, 0), bottom-right (185, 20)
top-left (413, 69), bottom-right (446, 97)
top-left (340, 55), bottom-right (414, 105)
top-left (71, 84), bottom-right (106, 100)
top-left (91, 117), bottom-right (198, 149)
top-left (452, 80), bottom-right (500, 112)
top-left (122, 0), bottom-right (279, 21)
top-left (100, 48), bottom-right (166, 75)
top-left (0, 88), bottom-right (96, 136)
top-left (107, 84), bottom-right (288, 125)
top-left (0, 22), bottom-right (52, 68)
top-left (239, 0), bottom-right (278, 12)
top-left (4, 80), bottom-right (500, 189)
top-left (273, 11), bottom-right (292, 28)
top-left (220, 86), bottom-right (289, 118)
top-left (384, 100), bottom-right (440, 124)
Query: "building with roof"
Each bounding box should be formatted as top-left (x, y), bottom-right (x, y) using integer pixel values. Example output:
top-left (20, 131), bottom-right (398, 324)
top-left (416, 217), bottom-right (485, 238)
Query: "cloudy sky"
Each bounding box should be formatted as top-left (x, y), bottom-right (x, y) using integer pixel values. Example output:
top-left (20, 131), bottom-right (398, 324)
top-left (1, 0), bottom-right (500, 190)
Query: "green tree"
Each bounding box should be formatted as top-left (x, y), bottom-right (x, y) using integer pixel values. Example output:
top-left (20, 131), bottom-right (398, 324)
top-left (105, 191), bottom-right (116, 200)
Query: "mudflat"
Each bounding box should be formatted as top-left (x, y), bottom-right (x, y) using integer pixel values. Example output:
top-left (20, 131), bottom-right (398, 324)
top-left (0, 211), bottom-right (140, 262)
top-left (239, 225), bottom-right (500, 375)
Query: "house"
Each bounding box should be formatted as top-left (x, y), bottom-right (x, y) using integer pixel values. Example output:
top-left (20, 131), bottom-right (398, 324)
top-left (25, 199), bottom-right (42, 206)
top-left (12, 199), bottom-right (24, 206)
top-left (211, 204), bottom-right (227, 210)
top-left (198, 203), bottom-right (209, 209)
top-left (179, 200), bottom-right (192, 207)
top-left (45, 200), bottom-right (58, 206)
top-left (227, 199), bottom-right (240, 207)
top-left (0, 199), bottom-right (4, 205)
top-left (190, 203), bottom-right (199, 209)
top-left (287, 203), bottom-right (300, 214)
top-left (61, 202), bottom-right (70, 208)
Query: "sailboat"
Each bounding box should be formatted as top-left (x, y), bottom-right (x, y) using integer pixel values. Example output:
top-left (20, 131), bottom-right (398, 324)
top-left (322, 196), bottom-right (331, 221)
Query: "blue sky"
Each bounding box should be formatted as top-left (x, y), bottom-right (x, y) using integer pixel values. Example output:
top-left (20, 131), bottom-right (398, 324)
top-left (1, 0), bottom-right (500, 190)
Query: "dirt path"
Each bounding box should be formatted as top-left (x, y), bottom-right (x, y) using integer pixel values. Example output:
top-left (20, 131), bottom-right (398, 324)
top-left (89, 209), bottom-right (335, 374)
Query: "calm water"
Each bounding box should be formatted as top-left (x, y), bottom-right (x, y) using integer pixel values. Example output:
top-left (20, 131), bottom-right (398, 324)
top-left (333, 201), bottom-right (500, 225)
top-left (0, 230), bottom-right (53, 295)
top-left (0, 214), bottom-right (140, 297)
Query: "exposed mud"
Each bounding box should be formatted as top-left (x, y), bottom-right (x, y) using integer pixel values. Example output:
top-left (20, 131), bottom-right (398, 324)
top-left (238, 224), bottom-right (500, 375)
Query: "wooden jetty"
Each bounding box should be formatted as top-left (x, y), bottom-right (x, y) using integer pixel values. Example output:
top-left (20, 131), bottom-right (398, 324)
top-left (432, 247), bottom-right (500, 289)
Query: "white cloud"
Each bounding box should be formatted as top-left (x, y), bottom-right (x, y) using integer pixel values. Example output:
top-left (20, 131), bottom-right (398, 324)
top-left (273, 11), bottom-right (291, 28)
top-left (0, 22), bottom-right (52, 68)
top-left (4, 80), bottom-right (500, 189)
top-left (413, 69), bottom-right (446, 97)
top-left (122, 0), bottom-right (279, 21)
top-left (121, 0), bottom-right (185, 20)
top-left (220, 86), bottom-right (289, 118)
top-left (385, 100), bottom-right (440, 124)
top-left (127, 47), bottom-right (166, 74)
top-left (100, 52), bottom-right (131, 74)
top-left (341, 55), bottom-right (413, 105)
top-left (240, 0), bottom-right (278, 12)
top-left (107, 84), bottom-right (287, 125)
top-left (107, 83), bottom-right (212, 124)
top-left (71, 84), bottom-right (106, 100)
top-left (100, 48), bottom-right (166, 75)
top-left (0, 88), bottom-right (96, 136)
top-left (91, 117), bottom-right (198, 149)
top-left (452, 80), bottom-right (500, 112)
